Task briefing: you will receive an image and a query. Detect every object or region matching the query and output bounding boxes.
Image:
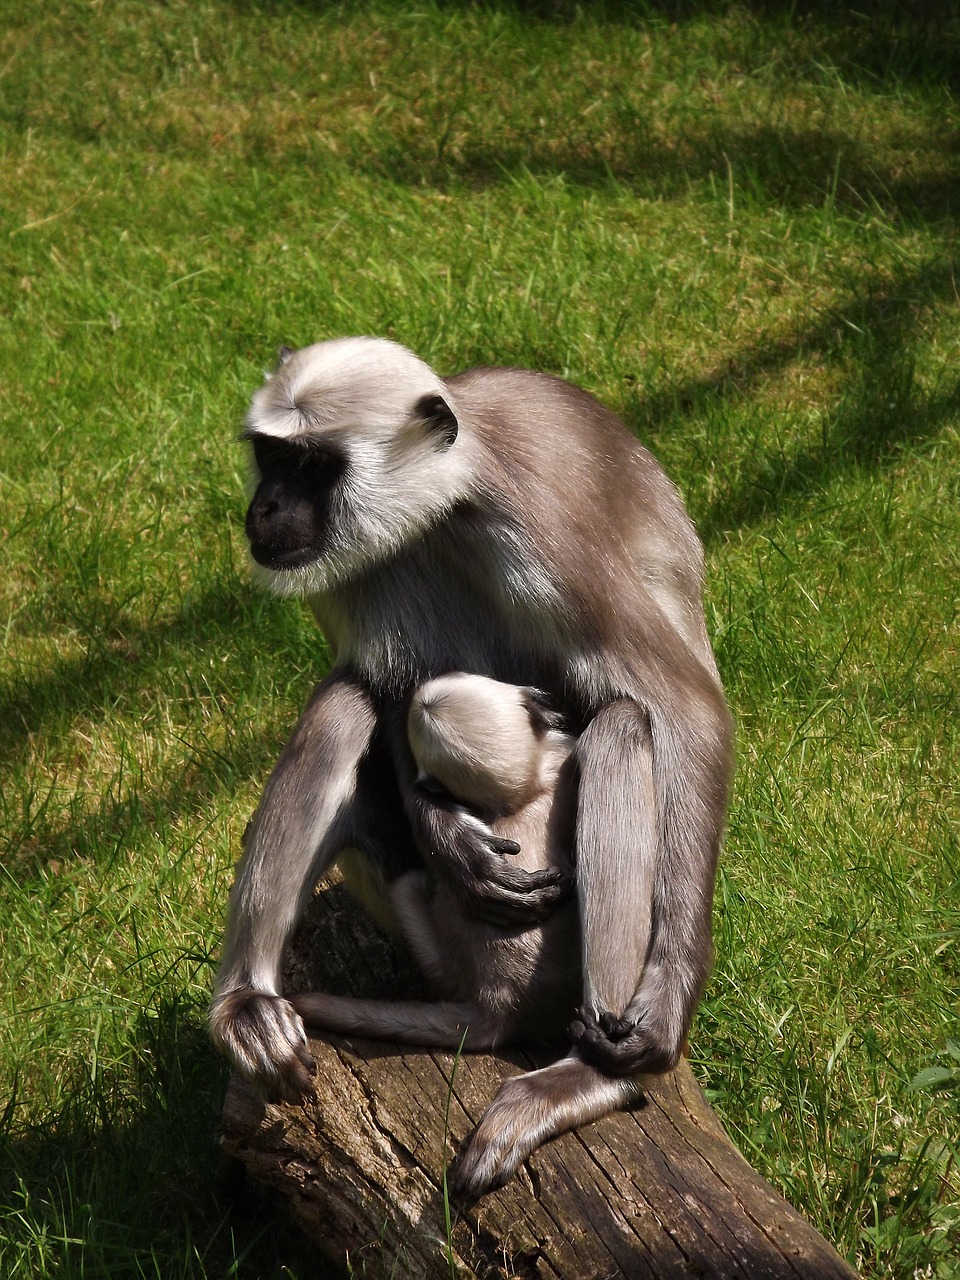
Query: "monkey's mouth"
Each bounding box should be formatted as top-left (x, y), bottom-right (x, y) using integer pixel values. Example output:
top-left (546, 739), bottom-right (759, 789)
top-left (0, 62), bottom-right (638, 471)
top-left (248, 541), bottom-right (321, 572)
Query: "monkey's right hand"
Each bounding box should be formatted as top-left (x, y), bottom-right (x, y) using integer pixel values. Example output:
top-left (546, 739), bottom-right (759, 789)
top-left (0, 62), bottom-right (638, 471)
top-left (209, 987), bottom-right (315, 1102)
top-left (409, 793), bottom-right (573, 926)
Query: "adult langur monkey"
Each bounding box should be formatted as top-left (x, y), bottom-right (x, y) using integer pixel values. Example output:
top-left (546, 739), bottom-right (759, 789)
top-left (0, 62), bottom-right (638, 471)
top-left (209, 336), bottom-right (733, 1196)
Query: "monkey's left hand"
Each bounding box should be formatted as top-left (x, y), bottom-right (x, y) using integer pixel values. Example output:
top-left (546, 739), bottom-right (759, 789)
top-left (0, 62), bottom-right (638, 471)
top-left (450, 846), bottom-right (573, 928)
top-left (407, 790), bottom-right (573, 926)
top-left (568, 1006), bottom-right (679, 1076)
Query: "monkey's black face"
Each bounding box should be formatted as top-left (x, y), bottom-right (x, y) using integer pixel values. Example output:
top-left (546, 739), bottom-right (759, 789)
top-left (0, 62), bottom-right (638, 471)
top-left (244, 433), bottom-right (345, 571)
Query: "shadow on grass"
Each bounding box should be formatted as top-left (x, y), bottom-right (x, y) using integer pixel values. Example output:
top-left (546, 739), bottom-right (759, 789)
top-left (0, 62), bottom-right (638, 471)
top-left (624, 256), bottom-right (960, 539)
top-left (38, 1), bottom-right (951, 222)
top-left (366, 116), bottom-right (958, 227)
top-left (297, 4), bottom-right (959, 222)
top-left (0, 580), bottom-right (325, 876)
top-left (247, 0), bottom-right (960, 95)
top-left (0, 997), bottom-right (333, 1279)
top-left (239, 0), bottom-right (960, 209)
top-left (0, 583), bottom-right (318, 764)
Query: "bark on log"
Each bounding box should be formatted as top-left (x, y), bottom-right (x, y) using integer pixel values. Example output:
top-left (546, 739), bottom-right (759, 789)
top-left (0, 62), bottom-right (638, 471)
top-left (221, 881), bottom-right (860, 1279)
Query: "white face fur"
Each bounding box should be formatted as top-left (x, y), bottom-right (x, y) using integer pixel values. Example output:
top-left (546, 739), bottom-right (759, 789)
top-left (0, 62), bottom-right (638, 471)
top-left (245, 337), bottom-right (478, 597)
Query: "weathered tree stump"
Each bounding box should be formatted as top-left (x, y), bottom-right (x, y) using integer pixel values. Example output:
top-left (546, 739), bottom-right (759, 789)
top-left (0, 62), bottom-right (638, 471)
top-left (221, 881), bottom-right (859, 1279)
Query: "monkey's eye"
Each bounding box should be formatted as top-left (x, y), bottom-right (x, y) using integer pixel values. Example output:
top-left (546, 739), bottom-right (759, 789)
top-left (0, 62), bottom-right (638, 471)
top-left (244, 433), bottom-right (292, 473)
top-left (299, 437), bottom-right (345, 471)
top-left (246, 433), bottom-right (344, 483)
top-left (416, 775), bottom-right (450, 799)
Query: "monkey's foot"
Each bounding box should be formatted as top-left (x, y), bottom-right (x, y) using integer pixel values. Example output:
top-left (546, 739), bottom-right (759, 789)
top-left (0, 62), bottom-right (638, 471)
top-left (568, 1006), bottom-right (678, 1076)
top-left (449, 1056), bottom-right (640, 1199)
top-left (209, 988), bottom-right (315, 1102)
top-left (448, 1068), bottom-right (569, 1198)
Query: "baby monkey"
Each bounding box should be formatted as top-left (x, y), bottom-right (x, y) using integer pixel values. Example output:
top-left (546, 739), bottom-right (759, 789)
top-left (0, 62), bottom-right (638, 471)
top-left (293, 672), bottom-right (581, 1051)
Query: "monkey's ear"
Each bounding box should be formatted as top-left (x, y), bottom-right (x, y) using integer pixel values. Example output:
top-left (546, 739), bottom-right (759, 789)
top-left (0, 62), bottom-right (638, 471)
top-left (521, 688), bottom-right (564, 735)
top-left (277, 344), bottom-right (296, 367)
top-left (413, 393), bottom-right (459, 449)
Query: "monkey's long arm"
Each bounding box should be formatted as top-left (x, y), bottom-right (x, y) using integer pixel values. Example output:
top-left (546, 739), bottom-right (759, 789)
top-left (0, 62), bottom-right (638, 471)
top-left (570, 687), bottom-right (730, 1075)
top-left (210, 671), bottom-right (378, 1100)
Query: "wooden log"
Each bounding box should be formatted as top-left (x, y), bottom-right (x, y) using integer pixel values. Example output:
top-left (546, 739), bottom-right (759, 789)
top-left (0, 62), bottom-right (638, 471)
top-left (220, 881), bottom-right (860, 1279)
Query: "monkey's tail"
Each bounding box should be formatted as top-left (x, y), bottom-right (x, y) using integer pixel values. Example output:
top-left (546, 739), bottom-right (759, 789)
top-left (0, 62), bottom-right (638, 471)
top-left (290, 991), bottom-right (505, 1050)
top-left (448, 1052), bottom-right (645, 1198)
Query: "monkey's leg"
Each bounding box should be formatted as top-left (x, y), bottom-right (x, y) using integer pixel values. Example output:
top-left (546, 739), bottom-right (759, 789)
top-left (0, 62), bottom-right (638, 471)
top-left (386, 867), bottom-right (449, 986)
top-left (569, 694), bottom-right (728, 1076)
top-left (210, 671), bottom-right (377, 1101)
top-left (290, 862), bottom-right (514, 1047)
top-left (291, 992), bottom-right (506, 1050)
top-left (448, 1053), bottom-right (645, 1199)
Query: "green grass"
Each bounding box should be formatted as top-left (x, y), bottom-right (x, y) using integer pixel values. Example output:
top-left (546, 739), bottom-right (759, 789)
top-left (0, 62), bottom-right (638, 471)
top-left (1, 1), bottom-right (958, 1275)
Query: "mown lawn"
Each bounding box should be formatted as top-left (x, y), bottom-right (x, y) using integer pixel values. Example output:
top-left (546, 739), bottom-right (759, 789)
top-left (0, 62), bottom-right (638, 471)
top-left (1, 2), bottom-right (957, 1276)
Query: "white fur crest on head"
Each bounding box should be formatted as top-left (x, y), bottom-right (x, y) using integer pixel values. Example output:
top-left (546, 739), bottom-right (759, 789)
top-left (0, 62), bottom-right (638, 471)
top-left (247, 337), bottom-right (453, 441)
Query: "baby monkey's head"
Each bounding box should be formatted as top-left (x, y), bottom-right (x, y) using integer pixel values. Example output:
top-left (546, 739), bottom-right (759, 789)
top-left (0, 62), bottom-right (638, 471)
top-left (408, 673), bottom-right (565, 815)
